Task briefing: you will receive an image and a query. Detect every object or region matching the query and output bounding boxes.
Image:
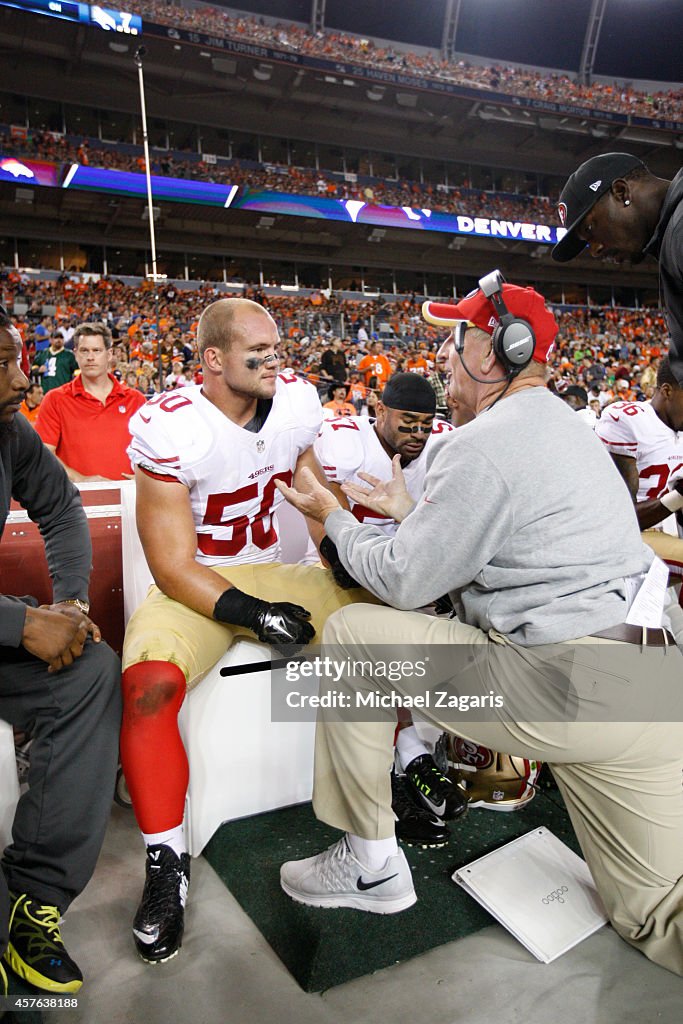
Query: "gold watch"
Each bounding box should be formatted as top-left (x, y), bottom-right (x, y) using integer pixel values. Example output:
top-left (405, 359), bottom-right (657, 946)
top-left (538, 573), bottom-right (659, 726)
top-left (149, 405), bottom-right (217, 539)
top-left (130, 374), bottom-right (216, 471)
top-left (61, 598), bottom-right (90, 615)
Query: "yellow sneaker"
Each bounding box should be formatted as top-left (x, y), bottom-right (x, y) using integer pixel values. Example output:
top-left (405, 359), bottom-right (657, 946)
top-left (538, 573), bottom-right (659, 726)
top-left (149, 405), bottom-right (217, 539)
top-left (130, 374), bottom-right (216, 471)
top-left (4, 893), bottom-right (82, 993)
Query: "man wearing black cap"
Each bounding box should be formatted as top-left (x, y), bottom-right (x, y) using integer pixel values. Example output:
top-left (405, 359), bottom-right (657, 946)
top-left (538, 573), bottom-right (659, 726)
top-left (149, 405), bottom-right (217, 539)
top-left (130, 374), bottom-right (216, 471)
top-left (314, 373), bottom-right (467, 845)
top-left (275, 275), bottom-right (683, 976)
top-left (558, 384), bottom-right (597, 428)
top-left (552, 153), bottom-right (683, 385)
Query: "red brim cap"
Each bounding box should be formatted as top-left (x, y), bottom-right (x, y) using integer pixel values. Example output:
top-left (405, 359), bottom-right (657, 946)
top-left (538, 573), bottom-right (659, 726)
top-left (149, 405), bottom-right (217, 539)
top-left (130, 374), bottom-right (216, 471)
top-left (422, 284), bottom-right (558, 364)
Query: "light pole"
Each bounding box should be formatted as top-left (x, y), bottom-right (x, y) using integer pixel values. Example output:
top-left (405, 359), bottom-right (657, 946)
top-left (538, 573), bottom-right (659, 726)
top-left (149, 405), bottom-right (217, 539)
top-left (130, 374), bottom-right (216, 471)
top-left (134, 45), bottom-right (164, 390)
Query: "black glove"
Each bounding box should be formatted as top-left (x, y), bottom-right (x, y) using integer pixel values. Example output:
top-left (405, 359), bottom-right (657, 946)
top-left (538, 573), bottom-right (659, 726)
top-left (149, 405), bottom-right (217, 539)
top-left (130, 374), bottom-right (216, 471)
top-left (433, 593), bottom-right (455, 617)
top-left (213, 587), bottom-right (315, 654)
top-left (319, 535), bottom-right (359, 590)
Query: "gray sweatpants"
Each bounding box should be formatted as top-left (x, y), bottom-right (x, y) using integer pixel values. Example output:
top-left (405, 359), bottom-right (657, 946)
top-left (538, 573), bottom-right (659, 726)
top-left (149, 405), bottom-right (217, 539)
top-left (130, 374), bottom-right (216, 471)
top-left (313, 604), bottom-right (683, 976)
top-left (0, 639), bottom-right (121, 914)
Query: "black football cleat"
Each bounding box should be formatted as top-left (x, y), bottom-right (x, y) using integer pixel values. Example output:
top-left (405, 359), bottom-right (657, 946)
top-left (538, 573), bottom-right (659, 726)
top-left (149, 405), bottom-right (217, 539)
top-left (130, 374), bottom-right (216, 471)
top-left (404, 754), bottom-right (468, 821)
top-left (391, 770), bottom-right (451, 848)
top-left (132, 845), bottom-right (190, 964)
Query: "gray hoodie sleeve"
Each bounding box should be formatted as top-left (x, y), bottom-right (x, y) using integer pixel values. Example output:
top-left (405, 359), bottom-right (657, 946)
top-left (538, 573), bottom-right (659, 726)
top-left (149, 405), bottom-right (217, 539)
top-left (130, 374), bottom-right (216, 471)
top-left (325, 437), bottom-right (513, 609)
top-left (0, 417), bottom-right (91, 646)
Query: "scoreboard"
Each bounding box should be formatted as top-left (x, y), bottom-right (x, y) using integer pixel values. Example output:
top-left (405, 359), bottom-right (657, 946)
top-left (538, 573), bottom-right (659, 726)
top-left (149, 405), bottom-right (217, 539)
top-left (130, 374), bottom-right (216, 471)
top-left (0, 0), bottom-right (142, 33)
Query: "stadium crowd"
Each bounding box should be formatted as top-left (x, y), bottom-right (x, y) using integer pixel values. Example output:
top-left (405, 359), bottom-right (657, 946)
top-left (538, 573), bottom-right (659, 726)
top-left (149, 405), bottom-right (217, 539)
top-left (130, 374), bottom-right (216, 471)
top-left (98, 0), bottom-right (683, 121)
top-left (0, 268), bottom-right (667, 412)
top-left (1, 128), bottom-right (558, 225)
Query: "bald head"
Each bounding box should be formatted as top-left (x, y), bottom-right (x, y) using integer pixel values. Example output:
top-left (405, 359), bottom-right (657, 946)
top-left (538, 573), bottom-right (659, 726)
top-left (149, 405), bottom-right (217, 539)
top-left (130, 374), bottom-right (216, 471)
top-left (197, 298), bottom-right (275, 360)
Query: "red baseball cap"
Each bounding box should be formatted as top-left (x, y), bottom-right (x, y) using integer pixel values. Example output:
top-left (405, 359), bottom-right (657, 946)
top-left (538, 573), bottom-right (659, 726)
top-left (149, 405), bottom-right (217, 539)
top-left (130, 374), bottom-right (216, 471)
top-left (422, 284), bottom-right (558, 364)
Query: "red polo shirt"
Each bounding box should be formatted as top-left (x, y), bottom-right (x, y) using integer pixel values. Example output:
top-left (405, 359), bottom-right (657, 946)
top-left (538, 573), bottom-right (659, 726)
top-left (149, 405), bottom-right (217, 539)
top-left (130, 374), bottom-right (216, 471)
top-left (35, 374), bottom-right (147, 479)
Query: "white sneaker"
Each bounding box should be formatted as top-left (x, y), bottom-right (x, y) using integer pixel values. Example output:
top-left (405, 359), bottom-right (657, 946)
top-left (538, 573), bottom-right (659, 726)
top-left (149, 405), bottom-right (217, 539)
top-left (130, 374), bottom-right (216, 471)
top-left (280, 836), bottom-right (417, 914)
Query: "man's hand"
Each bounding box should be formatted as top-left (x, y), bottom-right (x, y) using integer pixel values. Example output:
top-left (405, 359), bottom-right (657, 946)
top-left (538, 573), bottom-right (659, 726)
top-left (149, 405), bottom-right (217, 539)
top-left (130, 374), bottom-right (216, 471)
top-left (50, 602), bottom-right (102, 644)
top-left (319, 535), bottom-right (359, 590)
top-left (275, 468), bottom-right (341, 524)
top-left (21, 605), bottom-right (93, 673)
top-left (253, 602), bottom-right (316, 654)
top-left (341, 454), bottom-right (416, 524)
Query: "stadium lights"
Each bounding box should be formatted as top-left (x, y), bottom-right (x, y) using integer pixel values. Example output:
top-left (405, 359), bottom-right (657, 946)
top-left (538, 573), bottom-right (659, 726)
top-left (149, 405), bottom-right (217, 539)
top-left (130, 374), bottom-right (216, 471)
top-left (396, 93), bottom-right (417, 109)
top-left (252, 64), bottom-right (273, 81)
top-left (366, 87), bottom-right (385, 101)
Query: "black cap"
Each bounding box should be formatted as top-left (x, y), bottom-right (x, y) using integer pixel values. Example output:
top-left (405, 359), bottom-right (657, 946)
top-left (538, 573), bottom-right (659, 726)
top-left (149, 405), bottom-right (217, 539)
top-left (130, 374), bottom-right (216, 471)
top-left (381, 372), bottom-right (436, 414)
top-left (561, 385), bottom-right (588, 404)
top-left (552, 153), bottom-right (646, 263)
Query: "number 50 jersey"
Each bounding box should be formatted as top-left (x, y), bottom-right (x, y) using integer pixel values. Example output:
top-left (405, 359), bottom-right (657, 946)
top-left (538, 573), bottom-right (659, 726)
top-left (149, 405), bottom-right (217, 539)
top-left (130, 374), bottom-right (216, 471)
top-left (127, 373), bottom-right (322, 566)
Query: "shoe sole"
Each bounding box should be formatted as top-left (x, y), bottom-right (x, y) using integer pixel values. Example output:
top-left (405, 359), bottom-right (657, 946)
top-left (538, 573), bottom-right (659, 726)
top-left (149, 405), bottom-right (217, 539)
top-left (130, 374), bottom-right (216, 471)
top-left (136, 946), bottom-right (181, 965)
top-left (398, 838), bottom-right (449, 849)
top-left (3, 945), bottom-right (82, 994)
top-left (280, 882), bottom-right (417, 914)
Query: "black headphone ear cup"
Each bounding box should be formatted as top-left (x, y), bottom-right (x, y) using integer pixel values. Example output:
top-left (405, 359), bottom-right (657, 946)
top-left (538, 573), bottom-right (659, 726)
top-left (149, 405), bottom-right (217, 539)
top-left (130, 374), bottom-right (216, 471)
top-left (495, 317), bottom-right (536, 372)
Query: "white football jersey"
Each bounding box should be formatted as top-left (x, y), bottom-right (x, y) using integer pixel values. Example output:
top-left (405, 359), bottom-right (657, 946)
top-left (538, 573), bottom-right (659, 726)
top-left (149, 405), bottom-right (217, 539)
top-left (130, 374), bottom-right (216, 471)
top-left (314, 415), bottom-right (455, 533)
top-left (127, 373), bottom-right (322, 566)
top-left (595, 400), bottom-right (683, 502)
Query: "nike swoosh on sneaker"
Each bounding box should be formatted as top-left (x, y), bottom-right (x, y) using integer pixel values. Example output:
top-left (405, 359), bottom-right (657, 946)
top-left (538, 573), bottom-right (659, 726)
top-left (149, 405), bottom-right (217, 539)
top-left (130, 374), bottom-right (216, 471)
top-left (426, 797), bottom-right (446, 815)
top-left (133, 928), bottom-right (160, 944)
top-left (357, 873), bottom-right (399, 891)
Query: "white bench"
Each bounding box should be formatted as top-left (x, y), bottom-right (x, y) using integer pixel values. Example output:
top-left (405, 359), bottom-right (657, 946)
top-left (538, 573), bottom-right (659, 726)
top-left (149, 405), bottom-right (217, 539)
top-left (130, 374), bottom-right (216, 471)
top-left (0, 720), bottom-right (20, 850)
top-left (120, 481), bottom-right (317, 856)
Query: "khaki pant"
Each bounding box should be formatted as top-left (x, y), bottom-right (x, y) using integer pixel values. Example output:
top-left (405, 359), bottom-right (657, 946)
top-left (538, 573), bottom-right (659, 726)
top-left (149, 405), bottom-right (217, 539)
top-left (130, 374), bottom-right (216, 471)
top-left (314, 603), bottom-right (683, 975)
top-left (123, 563), bottom-right (379, 688)
top-left (643, 528), bottom-right (683, 576)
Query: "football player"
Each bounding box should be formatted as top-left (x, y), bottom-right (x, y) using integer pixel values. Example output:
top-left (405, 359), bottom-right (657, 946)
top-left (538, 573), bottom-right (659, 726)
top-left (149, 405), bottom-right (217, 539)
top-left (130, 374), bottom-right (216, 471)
top-left (121, 298), bottom-right (374, 964)
top-left (314, 373), bottom-right (469, 843)
top-left (596, 355), bottom-right (683, 576)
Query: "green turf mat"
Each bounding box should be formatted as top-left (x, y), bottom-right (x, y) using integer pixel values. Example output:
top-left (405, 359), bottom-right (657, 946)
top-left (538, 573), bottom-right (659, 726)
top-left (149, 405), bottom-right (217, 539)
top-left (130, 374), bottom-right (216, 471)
top-left (204, 783), bottom-right (579, 991)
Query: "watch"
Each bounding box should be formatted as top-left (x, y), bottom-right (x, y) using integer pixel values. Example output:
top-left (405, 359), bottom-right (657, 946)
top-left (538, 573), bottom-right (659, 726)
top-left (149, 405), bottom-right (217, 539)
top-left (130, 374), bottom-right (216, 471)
top-left (60, 598), bottom-right (90, 615)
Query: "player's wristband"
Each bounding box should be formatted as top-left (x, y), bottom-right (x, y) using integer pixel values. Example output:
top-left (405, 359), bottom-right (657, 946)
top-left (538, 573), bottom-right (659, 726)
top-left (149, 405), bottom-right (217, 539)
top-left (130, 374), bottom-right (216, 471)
top-left (660, 490), bottom-right (683, 513)
top-left (213, 587), bottom-right (268, 629)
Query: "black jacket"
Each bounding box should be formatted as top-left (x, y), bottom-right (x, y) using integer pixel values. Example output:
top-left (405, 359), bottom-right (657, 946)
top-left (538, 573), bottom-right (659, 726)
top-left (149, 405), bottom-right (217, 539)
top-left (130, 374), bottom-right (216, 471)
top-left (320, 349), bottom-right (347, 381)
top-left (0, 414), bottom-right (91, 646)
top-left (644, 167), bottom-right (683, 384)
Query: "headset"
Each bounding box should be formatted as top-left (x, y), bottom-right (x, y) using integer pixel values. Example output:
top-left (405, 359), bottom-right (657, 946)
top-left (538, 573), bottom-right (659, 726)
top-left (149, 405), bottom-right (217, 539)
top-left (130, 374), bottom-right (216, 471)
top-left (478, 269), bottom-right (536, 375)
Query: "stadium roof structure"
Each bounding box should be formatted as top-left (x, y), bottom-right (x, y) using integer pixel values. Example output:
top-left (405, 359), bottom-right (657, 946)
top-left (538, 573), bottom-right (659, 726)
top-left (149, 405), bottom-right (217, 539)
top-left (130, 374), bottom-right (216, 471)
top-left (229, 0), bottom-right (683, 86)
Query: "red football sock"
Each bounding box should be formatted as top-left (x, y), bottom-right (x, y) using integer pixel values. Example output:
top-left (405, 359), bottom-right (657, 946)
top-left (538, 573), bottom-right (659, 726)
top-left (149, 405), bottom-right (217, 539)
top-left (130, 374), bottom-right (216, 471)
top-left (120, 661), bottom-right (188, 834)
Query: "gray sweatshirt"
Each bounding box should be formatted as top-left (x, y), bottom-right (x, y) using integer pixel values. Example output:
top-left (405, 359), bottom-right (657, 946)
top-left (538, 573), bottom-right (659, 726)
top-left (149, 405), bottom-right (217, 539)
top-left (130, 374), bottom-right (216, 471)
top-left (326, 387), bottom-right (653, 645)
